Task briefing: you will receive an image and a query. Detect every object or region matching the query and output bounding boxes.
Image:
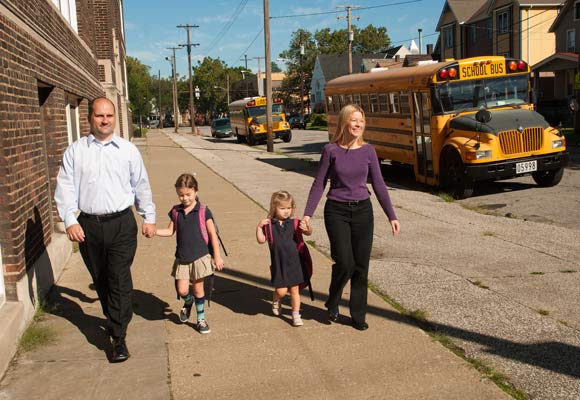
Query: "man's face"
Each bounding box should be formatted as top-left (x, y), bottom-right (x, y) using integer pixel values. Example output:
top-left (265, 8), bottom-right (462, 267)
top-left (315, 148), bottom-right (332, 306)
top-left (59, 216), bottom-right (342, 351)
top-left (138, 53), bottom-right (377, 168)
top-left (90, 99), bottom-right (116, 140)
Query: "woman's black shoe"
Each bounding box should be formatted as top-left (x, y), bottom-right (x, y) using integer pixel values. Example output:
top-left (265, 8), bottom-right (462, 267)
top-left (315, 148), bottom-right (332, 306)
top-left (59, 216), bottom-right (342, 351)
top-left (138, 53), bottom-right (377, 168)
top-left (111, 339), bottom-right (130, 362)
top-left (328, 310), bottom-right (339, 322)
top-left (353, 321), bottom-right (369, 331)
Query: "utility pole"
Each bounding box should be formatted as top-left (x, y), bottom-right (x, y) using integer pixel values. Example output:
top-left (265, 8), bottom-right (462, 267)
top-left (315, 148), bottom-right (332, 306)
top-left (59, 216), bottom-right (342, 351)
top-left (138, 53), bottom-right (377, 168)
top-left (337, 5), bottom-right (360, 74)
top-left (240, 54), bottom-right (249, 70)
top-left (263, 0), bottom-right (273, 152)
top-left (158, 69), bottom-right (163, 128)
top-left (166, 47), bottom-right (180, 133)
top-left (253, 56), bottom-right (265, 96)
top-left (299, 32), bottom-right (305, 119)
top-left (178, 24), bottom-right (200, 134)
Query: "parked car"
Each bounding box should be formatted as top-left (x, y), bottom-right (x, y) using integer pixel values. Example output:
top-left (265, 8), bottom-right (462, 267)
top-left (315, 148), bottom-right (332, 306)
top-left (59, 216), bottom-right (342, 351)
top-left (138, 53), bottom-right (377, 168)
top-left (288, 116), bottom-right (306, 130)
top-left (211, 118), bottom-right (233, 138)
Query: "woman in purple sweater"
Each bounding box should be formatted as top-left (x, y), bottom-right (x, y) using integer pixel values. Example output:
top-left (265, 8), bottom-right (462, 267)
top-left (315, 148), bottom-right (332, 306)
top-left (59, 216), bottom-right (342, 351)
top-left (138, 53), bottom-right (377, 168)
top-left (300, 104), bottom-right (400, 330)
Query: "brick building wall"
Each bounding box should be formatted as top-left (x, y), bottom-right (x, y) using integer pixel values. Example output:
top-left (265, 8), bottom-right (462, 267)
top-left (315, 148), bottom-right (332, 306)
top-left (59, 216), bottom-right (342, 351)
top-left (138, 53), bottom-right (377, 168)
top-left (0, 0), bottom-right (130, 375)
top-left (0, 1), bottom-right (105, 301)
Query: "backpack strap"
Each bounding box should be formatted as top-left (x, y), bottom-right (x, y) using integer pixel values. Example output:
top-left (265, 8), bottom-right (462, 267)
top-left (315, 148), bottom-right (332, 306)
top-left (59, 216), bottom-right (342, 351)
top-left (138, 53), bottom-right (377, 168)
top-left (263, 218), bottom-right (274, 246)
top-left (171, 205), bottom-right (180, 233)
top-left (199, 203), bottom-right (209, 245)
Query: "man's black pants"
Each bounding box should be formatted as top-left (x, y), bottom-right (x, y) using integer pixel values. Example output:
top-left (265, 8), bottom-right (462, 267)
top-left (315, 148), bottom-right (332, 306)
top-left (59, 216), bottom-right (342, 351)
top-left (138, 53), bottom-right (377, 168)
top-left (78, 209), bottom-right (138, 340)
top-left (323, 199), bottom-right (374, 324)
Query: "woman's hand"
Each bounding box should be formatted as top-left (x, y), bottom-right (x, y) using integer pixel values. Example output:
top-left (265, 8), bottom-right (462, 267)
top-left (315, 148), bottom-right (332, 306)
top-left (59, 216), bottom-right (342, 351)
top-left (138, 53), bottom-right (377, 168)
top-left (390, 219), bottom-right (400, 236)
top-left (299, 216), bottom-right (311, 232)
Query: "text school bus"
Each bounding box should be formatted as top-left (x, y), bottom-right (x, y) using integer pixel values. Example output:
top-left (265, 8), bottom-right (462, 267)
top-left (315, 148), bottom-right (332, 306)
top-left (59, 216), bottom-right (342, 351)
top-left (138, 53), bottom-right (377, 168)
top-left (228, 96), bottom-right (292, 146)
top-left (325, 56), bottom-right (569, 198)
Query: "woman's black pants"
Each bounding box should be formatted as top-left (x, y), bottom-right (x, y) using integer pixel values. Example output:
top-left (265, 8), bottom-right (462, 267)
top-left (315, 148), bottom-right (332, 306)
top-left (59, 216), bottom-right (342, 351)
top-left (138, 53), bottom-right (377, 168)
top-left (324, 199), bottom-right (373, 324)
top-left (78, 210), bottom-right (138, 340)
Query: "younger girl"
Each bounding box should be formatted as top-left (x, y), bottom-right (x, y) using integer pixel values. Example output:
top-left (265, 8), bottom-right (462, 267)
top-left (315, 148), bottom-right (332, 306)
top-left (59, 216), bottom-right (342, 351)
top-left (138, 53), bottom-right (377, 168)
top-left (256, 190), bottom-right (312, 327)
top-left (156, 173), bottom-right (224, 334)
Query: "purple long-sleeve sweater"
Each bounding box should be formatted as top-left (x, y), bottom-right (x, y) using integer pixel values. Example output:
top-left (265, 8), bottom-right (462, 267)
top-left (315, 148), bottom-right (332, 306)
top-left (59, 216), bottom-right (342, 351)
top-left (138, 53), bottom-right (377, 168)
top-left (304, 143), bottom-right (397, 221)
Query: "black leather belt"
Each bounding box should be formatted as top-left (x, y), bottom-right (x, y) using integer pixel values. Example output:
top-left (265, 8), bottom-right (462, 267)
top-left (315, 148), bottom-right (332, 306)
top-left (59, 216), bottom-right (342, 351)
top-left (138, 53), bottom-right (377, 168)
top-left (330, 199), bottom-right (369, 207)
top-left (80, 207), bottom-right (131, 222)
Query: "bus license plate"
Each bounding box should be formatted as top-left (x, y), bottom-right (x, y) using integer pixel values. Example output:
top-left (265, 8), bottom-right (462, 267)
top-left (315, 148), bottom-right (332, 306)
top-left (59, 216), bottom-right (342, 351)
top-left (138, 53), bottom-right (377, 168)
top-left (516, 160), bottom-right (537, 174)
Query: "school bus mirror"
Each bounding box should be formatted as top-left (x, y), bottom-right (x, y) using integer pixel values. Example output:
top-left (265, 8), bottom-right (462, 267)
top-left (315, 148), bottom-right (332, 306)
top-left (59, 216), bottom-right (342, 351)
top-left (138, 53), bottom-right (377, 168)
top-left (475, 109), bottom-right (491, 124)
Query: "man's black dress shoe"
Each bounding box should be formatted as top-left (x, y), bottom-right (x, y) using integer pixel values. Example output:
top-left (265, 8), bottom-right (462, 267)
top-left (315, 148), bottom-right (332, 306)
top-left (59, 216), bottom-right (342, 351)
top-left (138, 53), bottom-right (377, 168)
top-left (328, 309), bottom-right (339, 322)
top-left (111, 339), bottom-right (130, 363)
top-left (353, 321), bottom-right (369, 331)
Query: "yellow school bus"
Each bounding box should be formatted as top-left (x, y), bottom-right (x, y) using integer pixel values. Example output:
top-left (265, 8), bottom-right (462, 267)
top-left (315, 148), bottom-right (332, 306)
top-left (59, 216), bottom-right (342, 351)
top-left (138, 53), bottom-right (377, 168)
top-left (228, 96), bottom-right (291, 146)
top-left (325, 56), bottom-right (569, 198)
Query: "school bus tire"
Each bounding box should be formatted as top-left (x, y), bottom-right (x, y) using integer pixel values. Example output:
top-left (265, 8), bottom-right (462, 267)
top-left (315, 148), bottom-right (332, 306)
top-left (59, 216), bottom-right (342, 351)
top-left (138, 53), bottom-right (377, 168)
top-left (532, 168), bottom-right (564, 187)
top-left (440, 148), bottom-right (474, 199)
top-left (282, 131), bottom-right (292, 143)
top-left (247, 133), bottom-right (257, 146)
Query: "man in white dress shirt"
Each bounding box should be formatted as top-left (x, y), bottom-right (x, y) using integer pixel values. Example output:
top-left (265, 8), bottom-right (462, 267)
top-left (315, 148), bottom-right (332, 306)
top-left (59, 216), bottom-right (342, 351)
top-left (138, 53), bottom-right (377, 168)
top-left (55, 97), bottom-right (156, 362)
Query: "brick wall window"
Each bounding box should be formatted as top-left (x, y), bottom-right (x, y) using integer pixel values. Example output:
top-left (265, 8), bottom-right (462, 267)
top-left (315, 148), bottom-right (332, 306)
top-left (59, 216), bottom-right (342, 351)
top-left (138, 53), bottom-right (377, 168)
top-left (66, 100), bottom-right (81, 145)
top-left (575, 1), bottom-right (580, 20)
top-left (51, 0), bottom-right (78, 32)
top-left (567, 29), bottom-right (576, 52)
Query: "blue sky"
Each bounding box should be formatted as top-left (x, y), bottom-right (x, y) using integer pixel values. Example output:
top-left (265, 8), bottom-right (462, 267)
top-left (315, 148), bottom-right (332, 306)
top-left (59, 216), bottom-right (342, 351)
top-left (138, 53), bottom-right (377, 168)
top-left (123, 0), bottom-right (444, 79)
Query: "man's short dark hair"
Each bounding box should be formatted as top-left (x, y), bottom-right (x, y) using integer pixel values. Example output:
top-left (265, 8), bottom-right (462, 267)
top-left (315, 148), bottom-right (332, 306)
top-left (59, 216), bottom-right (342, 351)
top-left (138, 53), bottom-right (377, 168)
top-left (88, 97), bottom-right (116, 117)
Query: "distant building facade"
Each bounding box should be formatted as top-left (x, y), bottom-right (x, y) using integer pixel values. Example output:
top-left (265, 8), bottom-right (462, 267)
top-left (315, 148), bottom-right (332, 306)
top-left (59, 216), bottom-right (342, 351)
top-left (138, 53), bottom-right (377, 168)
top-left (437, 0), bottom-right (561, 66)
top-left (0, 0), bottom-right (130, 375)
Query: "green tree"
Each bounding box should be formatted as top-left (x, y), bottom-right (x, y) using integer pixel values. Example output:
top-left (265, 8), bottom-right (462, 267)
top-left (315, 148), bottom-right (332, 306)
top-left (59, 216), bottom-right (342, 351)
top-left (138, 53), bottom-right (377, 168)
top-left (315, 24), bottom-right (390, 54)
top-left (126, 56), bottom-right (152, 123)
top-left (271, 61), bottom-right (282, 73)
top-left (278, 29), bottom-right (316, 115)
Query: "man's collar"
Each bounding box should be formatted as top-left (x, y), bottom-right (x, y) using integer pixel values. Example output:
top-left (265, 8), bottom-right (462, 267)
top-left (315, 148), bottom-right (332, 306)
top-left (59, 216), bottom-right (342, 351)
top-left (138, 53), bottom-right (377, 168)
top-left (87, 134), bottom-right (120, 148)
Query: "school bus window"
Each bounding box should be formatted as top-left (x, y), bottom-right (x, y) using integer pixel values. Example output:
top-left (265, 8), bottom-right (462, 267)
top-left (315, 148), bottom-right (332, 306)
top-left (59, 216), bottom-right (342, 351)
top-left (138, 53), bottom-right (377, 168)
top-left (353, 94), bottom-right (361, 105)
top-left (389, 93), bottom-right (399, 113)
top-left (378, 94), bottom-right (388, 112)
top-left (399, 93), bottom-right (410, 116)
top-left (361, 94), bottom-right (370, 112)
top-left (370, 94), bottom-right (379, 113)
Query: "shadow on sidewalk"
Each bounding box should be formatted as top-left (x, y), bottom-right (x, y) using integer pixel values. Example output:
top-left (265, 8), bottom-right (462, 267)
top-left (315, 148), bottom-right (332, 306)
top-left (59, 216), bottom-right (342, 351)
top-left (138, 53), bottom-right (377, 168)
top-left (213, 268), bottom-right (580, 378)
top-left (48, 285), bottom-right (110, 354)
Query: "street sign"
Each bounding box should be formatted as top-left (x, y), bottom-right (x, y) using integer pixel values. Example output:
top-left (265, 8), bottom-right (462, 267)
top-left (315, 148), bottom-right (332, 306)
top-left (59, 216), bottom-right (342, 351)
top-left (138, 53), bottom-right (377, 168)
top-left (575, 71), bottom-right (580, 90)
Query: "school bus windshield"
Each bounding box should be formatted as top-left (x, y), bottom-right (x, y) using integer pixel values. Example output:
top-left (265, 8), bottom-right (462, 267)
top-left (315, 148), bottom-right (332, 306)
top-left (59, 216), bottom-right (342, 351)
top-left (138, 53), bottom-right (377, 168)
top-left (246, 104), bottom-right (284, 117)
top-left (432, 74), bottom-right (529, 114)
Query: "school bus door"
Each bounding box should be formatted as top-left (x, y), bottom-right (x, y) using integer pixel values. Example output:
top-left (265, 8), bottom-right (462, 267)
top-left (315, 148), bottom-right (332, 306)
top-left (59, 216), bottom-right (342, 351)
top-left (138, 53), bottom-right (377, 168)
top-left (412, 92), bottom-right (435, 184)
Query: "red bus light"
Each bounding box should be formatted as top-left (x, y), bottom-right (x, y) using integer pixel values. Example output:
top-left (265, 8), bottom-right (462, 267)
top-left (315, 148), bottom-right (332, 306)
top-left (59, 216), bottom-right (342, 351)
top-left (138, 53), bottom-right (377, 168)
top-left (439, 69), bottom-right (449, 79)
top-left (448, 68), bottom-right (458, 78)
top-left (247, 100), bottom-right (255, 106)
top-left (517, 61), bottom-right (527, 70)
top-left (274, 98), bottom-right (281, 103)
top-left (508, 61), bottom-right (517, 71)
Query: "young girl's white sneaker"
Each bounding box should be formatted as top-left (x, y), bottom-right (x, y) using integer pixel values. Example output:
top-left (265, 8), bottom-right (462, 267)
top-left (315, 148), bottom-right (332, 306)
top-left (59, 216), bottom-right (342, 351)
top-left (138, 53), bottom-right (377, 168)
top-left (272, 300), bottom-right (281, 316)
top-left (292, 314), bottom-right (303, 327)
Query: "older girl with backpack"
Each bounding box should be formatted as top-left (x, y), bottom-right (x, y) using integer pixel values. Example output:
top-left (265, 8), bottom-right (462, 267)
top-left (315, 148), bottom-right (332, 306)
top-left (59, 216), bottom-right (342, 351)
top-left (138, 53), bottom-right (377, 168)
top-left (156, 173), bottom-right (224, 334)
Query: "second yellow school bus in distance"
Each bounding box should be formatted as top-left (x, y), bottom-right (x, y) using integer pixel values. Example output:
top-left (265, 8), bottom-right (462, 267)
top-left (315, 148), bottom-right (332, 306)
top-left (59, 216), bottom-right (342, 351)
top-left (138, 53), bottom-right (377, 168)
top-left (228, 96), bottom-right (292, 146)
top-left (325, 56), bottom-right (569, 198)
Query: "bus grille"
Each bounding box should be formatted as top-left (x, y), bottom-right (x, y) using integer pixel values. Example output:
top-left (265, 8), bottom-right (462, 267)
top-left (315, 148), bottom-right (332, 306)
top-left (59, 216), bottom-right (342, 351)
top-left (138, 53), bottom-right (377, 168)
top-left (498, 128), bottom-right (542, 155)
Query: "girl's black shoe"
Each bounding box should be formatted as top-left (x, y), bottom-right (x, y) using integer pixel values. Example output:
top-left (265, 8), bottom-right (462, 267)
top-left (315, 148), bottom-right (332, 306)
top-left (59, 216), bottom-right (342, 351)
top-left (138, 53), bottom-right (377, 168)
top-left (352, 321), bottom-right (369, 331)
top-left (328, 309), bottom-right (339, 322)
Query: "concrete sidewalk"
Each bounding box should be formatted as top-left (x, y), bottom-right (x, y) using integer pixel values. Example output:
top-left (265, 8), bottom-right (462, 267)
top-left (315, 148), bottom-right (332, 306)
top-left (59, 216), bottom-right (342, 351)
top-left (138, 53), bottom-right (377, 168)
top-left (0, 130), bottom-right (508, 399)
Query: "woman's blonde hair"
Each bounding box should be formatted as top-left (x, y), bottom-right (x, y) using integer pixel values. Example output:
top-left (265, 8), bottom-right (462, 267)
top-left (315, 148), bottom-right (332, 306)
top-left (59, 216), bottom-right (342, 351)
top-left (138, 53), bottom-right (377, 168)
top-left (331, 104), bottom-right (366, 147)
top-left (268, 190), bottom-right (296, 219)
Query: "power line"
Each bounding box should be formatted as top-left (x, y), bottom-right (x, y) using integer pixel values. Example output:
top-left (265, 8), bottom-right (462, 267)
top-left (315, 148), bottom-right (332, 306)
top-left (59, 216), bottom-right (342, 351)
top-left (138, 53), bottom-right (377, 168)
top-left (230, 28), bottom-right (263, 66)
top-left (204, 0), bottom-right (249, 56)
top-left (270, 0), bottom-right (421, 19)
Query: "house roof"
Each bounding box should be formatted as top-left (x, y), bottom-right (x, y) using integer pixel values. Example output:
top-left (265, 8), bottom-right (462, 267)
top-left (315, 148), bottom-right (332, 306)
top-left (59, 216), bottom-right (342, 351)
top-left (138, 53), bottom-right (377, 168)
top-left (361, 58), bottom-right (404, 71)
top-left (437, 0), bottom-right (488, 30)
top-left (532, 52), bottom-right (578, 72)
top-left (549, 0), bottom-right (572, 32)
top-left (317, 53), bottom-right (383, 81)
top-left (403, 54), bottom-right (434, 67)
top-left (383, 45), bottom-right (403, 57)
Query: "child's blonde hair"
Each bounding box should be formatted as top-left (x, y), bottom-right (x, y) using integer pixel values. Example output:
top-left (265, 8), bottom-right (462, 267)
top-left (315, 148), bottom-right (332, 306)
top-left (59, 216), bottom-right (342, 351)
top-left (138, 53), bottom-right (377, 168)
top-left (268, 190), bottom-right (296, 219)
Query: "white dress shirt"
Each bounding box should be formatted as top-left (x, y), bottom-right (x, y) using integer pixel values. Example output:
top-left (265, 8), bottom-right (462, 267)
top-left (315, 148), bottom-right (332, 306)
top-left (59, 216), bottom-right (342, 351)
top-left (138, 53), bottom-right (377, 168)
top-left (54, 134), bottom-right (156, 227)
